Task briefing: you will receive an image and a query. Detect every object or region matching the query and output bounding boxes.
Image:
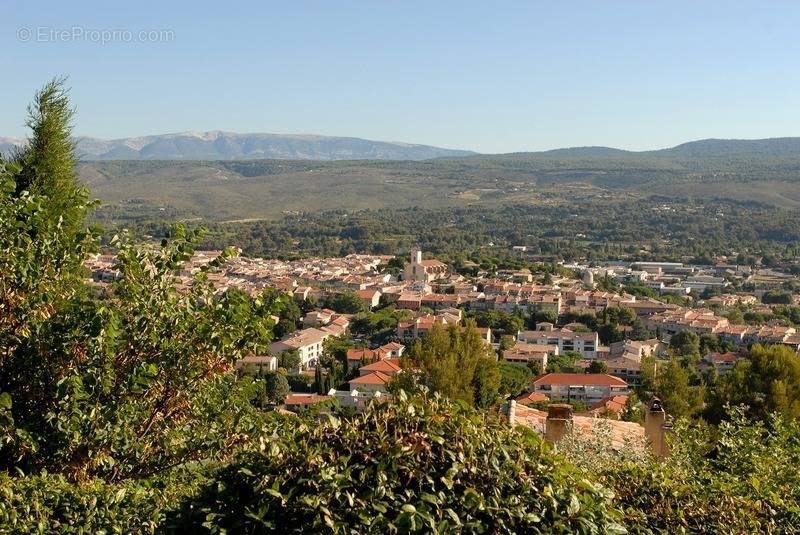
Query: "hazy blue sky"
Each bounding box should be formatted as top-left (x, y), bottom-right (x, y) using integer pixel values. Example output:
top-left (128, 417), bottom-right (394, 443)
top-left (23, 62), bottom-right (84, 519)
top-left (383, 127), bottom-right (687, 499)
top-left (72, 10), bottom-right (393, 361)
top-left (3, 0), bottom-right (799, 153)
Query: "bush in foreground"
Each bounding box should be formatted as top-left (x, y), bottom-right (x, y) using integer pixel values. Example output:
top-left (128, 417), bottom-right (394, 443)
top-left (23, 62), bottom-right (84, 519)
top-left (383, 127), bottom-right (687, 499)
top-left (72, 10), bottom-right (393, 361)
top-left (169, 392), bottom-right (625, 534)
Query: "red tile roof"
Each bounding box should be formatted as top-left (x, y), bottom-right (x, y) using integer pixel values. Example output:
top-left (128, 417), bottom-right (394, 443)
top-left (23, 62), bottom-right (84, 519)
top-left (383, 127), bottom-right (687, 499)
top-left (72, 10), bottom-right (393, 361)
top-left (349, 371), bottom-right (392, 386)
top-left (284, 394), bottom-right (332, 406)
top-left (533, 373), bottom-right (628, 387)
top-left (359, 358), bottom-right (402, 375)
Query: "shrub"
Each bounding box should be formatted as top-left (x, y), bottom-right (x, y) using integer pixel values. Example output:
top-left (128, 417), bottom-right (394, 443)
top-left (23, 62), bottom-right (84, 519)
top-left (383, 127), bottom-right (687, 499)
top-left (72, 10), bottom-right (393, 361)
top-left (169, 393), bottom-right (625, 533)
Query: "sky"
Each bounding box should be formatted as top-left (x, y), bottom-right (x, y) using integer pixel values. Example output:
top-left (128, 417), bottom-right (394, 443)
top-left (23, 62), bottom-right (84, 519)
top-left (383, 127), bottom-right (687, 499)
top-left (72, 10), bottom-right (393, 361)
top-left (2, 0), bottom-right (800, 154)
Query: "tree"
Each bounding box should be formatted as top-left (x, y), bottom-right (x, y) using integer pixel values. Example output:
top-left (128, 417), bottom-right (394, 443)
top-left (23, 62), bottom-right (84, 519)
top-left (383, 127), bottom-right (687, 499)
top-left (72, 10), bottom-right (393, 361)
top-left (498, 334), bottom-right (516, 352)
top-left (725, 308), bottom-right (744, 325)
top-left (172, 394), bottom-right (623, 533)
top-left (619, 392), bottom-right (643, 423)
top-left (547, 350), bottom-right (581, 373)
top-left (527, 360), bottom-right (543, 376)
top-left (264, 373), bottom-right (290, 405)
top-left (699, 333), bottom-right (721, 354)
top-left (10, 78), bottom-right (88, 235)
top-left (473, 358), bottom-right (502, 408)
top-left (499, 363), bottom-right (532, 397)
top-left (656, 360), bottom-right (703, 420)
top-left (587, 360), bottom-right (609, 374)
top-left (409, 320), bottom-right (498, 406)
top-left (669, 331), bottom-right (701, 359)
top-left (474, 310), bottom-right (523, 336)
top-left (324, 291), bottom-right (368, 314)
top-left (762, 289), bottom-right (793, 305)
top-left (277, 349), bottom-right (302, 371)
top-left (705, 344), bottom-right (800, 422)
top-left (629, 319), bottom-right (653, 340)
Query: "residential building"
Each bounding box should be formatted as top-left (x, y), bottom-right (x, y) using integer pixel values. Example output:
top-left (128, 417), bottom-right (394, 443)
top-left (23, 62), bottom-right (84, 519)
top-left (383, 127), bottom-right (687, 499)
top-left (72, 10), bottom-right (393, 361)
top-left (269, 327), bottom-right (331, 370)
top-left (348, 371), bottom-right (392, 393)
top-left (356, 288), bottom-right (382, 309)
top-left (517, 327), bottom-right (600, 359)
top-left (235, 355), bottom-right (278, 373)
top-left (502, 342), bottom-right (557, 370)
top-left (531, 373), bottom-right (630, 406)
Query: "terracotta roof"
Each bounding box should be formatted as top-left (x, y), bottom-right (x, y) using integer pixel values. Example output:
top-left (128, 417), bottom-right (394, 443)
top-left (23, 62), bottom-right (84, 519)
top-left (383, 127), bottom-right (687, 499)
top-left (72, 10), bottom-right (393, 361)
top-left (359, 358), bottom-right (402, 375)
top-left (284, 394), bottom-right (332, 405)
top-left (590, 395), bottom-right (629, 413)
top-left (533, 373), bottom-right (628, 387)
top-left (515, 391), bottom-right (549, 405)
top-left (349, 371), bottom-right (391, 385)
top-left (709, 351), bottom-right (740, 363)
top-left (513, 404), bottom-right (645, 450)
top-left (347, 348), bottom-right (378, 362)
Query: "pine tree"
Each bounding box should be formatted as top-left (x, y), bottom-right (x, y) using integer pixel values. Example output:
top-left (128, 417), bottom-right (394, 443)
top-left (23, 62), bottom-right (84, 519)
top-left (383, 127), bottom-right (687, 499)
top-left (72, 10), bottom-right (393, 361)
top-left (11, 77), bottom-right (88, 234)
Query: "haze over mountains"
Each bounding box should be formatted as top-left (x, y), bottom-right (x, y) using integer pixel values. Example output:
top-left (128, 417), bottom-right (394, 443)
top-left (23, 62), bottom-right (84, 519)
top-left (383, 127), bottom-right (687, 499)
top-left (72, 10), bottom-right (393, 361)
top-left (3, 132), bottom-right (800, 161)
top-left (0, 131), bottom-right (476, 161)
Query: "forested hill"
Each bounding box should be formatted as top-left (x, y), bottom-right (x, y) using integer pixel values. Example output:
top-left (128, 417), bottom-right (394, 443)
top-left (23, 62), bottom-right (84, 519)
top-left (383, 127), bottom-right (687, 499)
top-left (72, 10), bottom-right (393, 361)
top-left (77, 136), bottom-right (800, 223)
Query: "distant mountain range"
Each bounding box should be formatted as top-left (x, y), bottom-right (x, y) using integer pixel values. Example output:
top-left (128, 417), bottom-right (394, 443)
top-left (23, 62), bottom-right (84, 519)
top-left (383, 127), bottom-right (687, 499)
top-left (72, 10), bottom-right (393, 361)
top-left (492, 137), bottom-right (800, 160)
top-left (0, 132), bottom-right (476, 161)
top-left (3, 133), bottom-right (800, 162)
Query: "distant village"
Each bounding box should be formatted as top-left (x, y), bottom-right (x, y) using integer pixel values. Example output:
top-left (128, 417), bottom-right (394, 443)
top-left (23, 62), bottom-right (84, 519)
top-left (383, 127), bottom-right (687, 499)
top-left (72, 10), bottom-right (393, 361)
top-left (85, 245), bottom-right (800, 446)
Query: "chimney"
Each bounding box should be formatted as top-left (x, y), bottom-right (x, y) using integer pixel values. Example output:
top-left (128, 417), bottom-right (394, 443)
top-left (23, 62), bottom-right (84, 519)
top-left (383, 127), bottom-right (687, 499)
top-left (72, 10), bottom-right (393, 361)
top-left (507, 399), bottom-right (517, 426)
top-left (545, 403), bottom-right (573, 444)
top-left (645, 397), bottom-right (667, 458)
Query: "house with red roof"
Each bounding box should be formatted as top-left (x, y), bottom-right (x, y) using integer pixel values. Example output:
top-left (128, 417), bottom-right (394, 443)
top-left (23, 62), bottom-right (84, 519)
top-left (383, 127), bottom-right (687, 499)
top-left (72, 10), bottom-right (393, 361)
top-left (284, 393), bottom-right (333, 412)
top-left (356, 288), bottom-right (382, 309)
top-left (532, 373), bottom-right (630, 406)
top-left (358, 358), bottom-right (402, 377)
top-left (348, 371), bottom-right (392, 393)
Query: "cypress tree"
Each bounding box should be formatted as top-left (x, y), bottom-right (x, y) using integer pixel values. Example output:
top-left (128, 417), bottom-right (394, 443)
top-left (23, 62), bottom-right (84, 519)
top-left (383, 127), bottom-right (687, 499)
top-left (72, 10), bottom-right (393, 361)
top-left (11, 77), bottom-right (88, 233)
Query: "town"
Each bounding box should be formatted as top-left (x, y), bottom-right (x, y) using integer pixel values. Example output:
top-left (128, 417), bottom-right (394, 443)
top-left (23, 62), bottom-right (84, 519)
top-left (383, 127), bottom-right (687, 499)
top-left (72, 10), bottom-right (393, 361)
top-left (86, 243), bottom-right (800, 447)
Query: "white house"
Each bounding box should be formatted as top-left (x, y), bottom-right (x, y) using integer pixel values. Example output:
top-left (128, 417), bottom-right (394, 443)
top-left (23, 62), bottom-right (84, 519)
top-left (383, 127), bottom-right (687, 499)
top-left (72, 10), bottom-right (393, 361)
top-left (269, 327), bottom-right (331, 370)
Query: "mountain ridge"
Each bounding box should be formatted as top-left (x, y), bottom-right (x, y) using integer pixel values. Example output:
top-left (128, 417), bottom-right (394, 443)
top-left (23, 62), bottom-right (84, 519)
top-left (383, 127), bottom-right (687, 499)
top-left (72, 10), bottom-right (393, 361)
top-left (3, 134), bottom-right (800, 161)
top-left (0, 131), bottom-right (476, 161)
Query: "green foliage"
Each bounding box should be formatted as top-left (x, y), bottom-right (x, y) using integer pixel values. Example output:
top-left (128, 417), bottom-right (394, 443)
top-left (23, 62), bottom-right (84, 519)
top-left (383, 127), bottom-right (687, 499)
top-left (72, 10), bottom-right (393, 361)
top-left (10, 78), bottom-right (88, 236)
top-left (264, 373), bottom-right (290, 405)
top-left (655, 360), bottom-right (704, 420)
top-left (409, 321), bottom-right (500, 407)
top-left (276, 348), bottom-right (302, 371)
top-left (2, 220), bottom-right (281, 480)
top-left (170, 393), bottom-right (625, 533)
top-left (0, 471), bottom-right (199, 533)
top-left (706, 344), bottom-right (800, 422)
top-left (498, 363), bottom-right (532, 398)
top-left (349, 306), bottom-right (412, 345)
top-left (472, 310), bottom-right (523, 337)
top-left (324, 291), bottom-right (368, 314)
top-left (669, 330), bottom-right (701, 359)
top-left (472, 358), bottom-right (502, 408)
top-left (547, 350), bottom-right (582, 373)
top-left (285, 373), bottom-right (314, 393)
top-left (601, 408), bottom-right (800, 533)
top-left (587, 361), bottom-right (609, 374)
top-left (762, 289), bottom-right (794, 305)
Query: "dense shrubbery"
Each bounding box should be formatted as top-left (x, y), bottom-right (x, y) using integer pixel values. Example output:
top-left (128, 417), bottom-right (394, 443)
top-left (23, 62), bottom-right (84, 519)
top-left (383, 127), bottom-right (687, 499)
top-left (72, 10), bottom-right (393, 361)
top-left (603, 411), bottom-right (800, 533)
top-left (168, 393), bottom-right (625, 534)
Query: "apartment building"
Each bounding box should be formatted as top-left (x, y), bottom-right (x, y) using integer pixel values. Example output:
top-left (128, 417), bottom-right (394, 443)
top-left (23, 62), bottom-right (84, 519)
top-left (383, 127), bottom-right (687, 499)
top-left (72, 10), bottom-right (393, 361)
top-left (517, 325), bottom-right (600, 359)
